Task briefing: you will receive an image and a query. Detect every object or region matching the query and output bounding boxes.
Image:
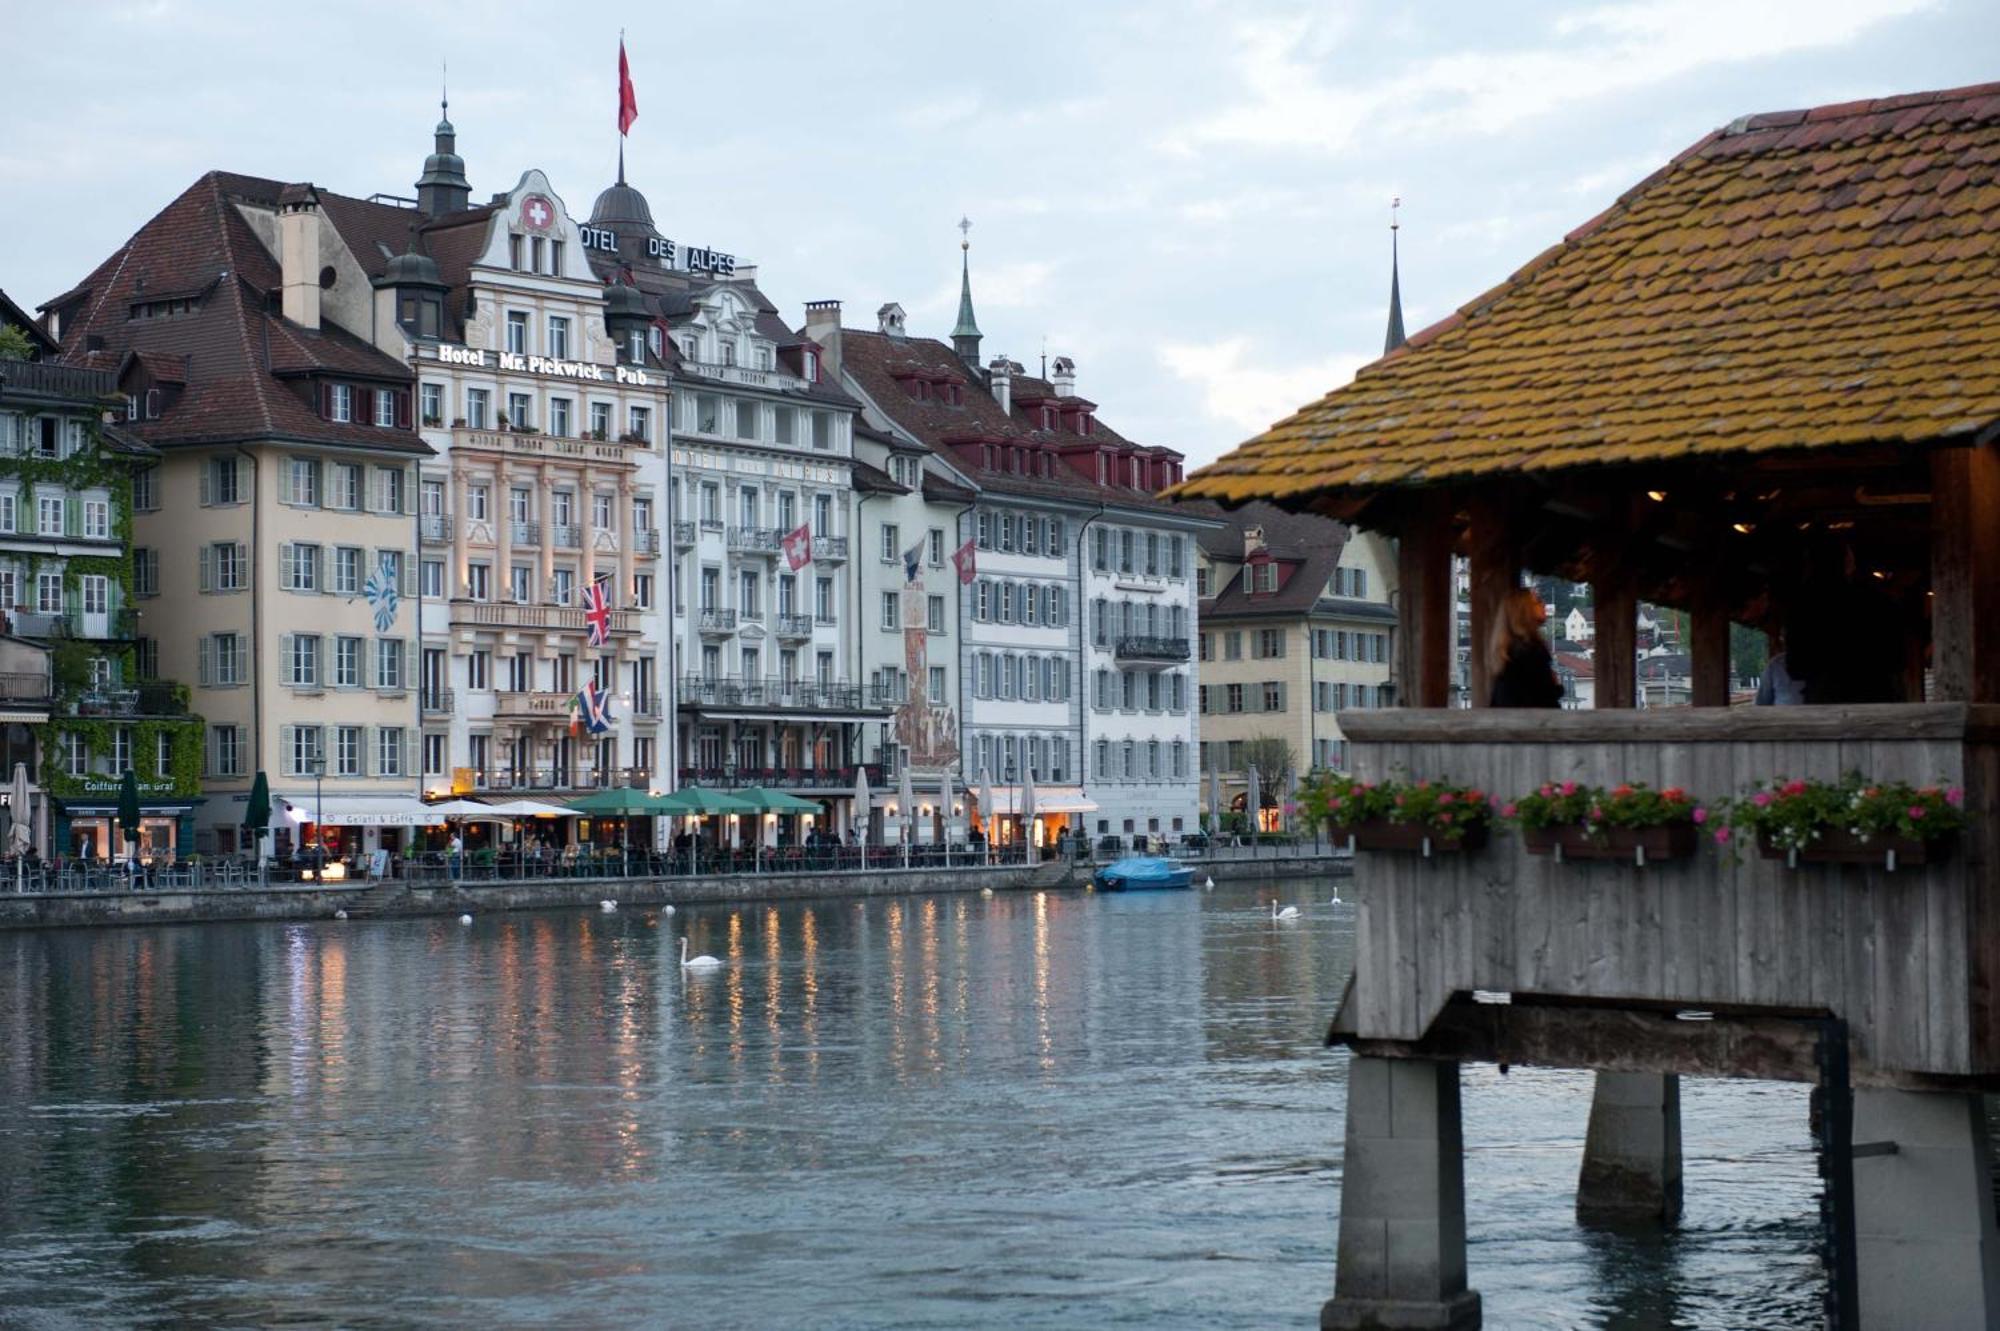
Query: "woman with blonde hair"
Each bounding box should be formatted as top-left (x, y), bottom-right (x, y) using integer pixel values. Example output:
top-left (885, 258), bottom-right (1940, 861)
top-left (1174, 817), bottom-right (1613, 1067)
top-left (1487, 586), bottom-right (1564, 707)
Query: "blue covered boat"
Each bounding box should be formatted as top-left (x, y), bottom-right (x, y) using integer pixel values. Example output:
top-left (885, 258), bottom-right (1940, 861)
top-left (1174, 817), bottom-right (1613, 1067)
top-left (1094, 856), bottom-right (1195, 891)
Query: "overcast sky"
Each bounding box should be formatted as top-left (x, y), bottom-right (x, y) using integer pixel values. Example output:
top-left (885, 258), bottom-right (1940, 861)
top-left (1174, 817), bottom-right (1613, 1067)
top-left (5, 1), bottom-right (1993, 466)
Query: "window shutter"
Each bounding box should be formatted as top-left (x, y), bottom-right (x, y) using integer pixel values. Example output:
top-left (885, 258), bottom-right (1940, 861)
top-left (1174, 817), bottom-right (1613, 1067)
top-left (318, 546), bottom-right (330, 595)
top-left (396, 391), bottom-right (411, 430)
top-left (198, 461), bottom-right (212, 506)
top-left (278, 634), bottom-right (294, 684)
top-left (198, 545), bottom-right (214, 593)
top-left (197, 636), bottom-right (212, 686)
top-left (279, 544), bottom-right (294, 588)
top-left (279, 725), bottom-right (295, 776)
top-left (235, 543), bottom-right (250, 588)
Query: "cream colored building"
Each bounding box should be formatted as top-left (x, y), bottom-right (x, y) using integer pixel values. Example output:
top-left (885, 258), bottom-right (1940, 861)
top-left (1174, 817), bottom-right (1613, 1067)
top-left (1181, 501), bottom-right (1397, 828)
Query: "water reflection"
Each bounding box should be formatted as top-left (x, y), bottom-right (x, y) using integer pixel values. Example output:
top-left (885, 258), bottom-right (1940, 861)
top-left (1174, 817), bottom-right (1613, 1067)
top-left (0, 887), bottom-right (1831, 1328)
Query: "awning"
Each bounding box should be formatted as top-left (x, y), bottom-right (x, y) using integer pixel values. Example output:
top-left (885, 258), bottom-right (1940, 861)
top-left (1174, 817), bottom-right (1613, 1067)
top-left (693, 710), bottom-right (883, 724)
top-left (276, 794), bottom-right (446, 827)
top-left (58, 801), bottom-right (199, 817)
top-left (978, 785), bottom-right (1098, 814)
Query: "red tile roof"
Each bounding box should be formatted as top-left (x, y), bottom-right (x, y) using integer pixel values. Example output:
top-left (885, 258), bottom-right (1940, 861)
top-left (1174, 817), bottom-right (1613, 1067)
top-left (1175, 81), bottom-right (2000, 506)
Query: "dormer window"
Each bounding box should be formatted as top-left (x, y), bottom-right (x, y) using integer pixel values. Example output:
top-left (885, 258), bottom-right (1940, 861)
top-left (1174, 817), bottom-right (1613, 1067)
top-left (756, 346), bottom-right (772, 371)
top-left (329, 384), bottom-right (353, 423)
top-left (721, 342), bottom-right (736, 367)
top-left (803, 350), bottom-right (819, 382)
top-left (649, 327), bottom-right (665, 359)
top-left (629, 330), bottom-right (645, 363)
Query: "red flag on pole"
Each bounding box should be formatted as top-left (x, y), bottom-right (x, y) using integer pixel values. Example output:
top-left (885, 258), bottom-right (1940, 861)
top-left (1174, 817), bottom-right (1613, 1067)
top-left (951, 538), bottom-right (977, 585)
top-left (618, 39), bottom-right (639, 135)
top-left (781, 522), bottom-right (813, 571)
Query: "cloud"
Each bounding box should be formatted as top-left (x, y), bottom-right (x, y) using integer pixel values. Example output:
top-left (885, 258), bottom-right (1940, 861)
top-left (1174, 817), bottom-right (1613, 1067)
top-left (1160, 336), bottom-right (1371, 450)
top-left (1165, 0), bottom-right (1938, 156)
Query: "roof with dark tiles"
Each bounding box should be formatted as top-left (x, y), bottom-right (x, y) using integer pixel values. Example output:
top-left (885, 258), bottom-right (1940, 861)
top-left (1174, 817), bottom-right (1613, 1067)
top-left (1176, 81), bottom-right (2000, 506)
top-left (1176, 499), bottom-right (1361, 621)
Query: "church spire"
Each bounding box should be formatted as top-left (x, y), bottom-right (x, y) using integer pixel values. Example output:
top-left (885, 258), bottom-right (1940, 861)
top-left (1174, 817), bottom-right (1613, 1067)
top-left (1383, 197), bottom-right (1407, 354)
top-left (952, 216), bottom-right (982, 370)
top-left (416, 72), bottom-right (472, 218)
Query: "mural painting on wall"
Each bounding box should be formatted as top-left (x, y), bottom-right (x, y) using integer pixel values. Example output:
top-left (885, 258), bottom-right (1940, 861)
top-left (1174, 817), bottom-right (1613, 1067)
top-left (896, 581), bottom-right (959, 769)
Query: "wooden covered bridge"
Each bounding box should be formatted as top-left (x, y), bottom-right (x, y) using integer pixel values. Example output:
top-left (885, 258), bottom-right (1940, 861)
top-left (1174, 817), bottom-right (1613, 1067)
top-left (1174, 82), bottom-right (2000, 1329)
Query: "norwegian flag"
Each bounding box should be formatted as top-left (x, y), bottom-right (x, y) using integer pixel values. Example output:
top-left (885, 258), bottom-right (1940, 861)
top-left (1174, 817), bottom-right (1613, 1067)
top-left (581, 578), bottom-right (612, 646)
top-left (781, 522), bottom-right (812, 571)
top-left (951, 537), bottom-right (977, 586)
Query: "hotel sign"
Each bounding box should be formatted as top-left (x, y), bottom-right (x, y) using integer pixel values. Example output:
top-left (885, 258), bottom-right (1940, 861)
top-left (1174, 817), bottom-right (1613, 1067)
top-left (578, 227), bottom-right (736, 276)
top-left (431, 345), bottom-right (656, 386)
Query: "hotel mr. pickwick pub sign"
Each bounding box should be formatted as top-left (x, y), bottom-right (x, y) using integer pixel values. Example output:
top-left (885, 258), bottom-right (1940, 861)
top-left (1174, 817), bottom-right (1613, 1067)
top-left (430, 344), bottom-right (658, 386)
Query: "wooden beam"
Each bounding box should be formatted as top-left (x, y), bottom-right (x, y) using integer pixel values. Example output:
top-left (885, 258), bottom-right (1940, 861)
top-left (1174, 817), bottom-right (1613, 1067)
top-left (1930, 443), bottom-right (2000, 703)
top-left (1593, 530), bottom-right (1637, 709)
top-left (1465, 493), bottom-right (1518, 709)
top-left (1396, 492), bottom-right (1454, 708)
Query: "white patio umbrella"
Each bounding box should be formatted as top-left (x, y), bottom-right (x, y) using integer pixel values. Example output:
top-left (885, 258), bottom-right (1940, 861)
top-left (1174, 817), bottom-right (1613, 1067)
top-left (1246, 763), bottom-right (1262, 846)
top-left (426, 799), bottom-right (513, 819)
top-left (978, 768), bottom-right (995, 865)
top-left (1021, 763), bottom-right (1038, 865)
top-left (853, 763), bottom-right (872, 871)
top-left (940, 771), bottom-right (956, 853)
top-left (898, 763), bottom-right (916, 870)
top-left (11, 762), bottom-right (31, 892)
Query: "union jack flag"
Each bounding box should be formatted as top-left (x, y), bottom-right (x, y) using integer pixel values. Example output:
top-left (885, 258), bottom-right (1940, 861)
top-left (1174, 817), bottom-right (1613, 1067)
top-left (573, 678), bottom-right (614, 735)
top-left (580, 578), bottom-right (612, 646)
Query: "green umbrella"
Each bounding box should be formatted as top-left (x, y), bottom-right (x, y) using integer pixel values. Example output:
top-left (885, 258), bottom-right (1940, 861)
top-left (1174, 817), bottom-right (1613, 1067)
top-left (565, 787), bottom-right (678, 815)
top-left (117, 770), bottom-right (141, 853)
top-left (244, 770), bottom-right (271, 859)
top-left (731, 787), bottom-right (821, 813)
top-left (656, 787), bottom-right (756, 815)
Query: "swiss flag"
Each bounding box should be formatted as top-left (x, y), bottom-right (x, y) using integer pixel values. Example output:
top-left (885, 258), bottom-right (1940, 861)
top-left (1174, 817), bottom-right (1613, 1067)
top-left (951, 537), bottom-right (977, 585)
top-left (781, 522), bottom-right (812, 571)
top-left (618, 39), bottom-right (639, 136)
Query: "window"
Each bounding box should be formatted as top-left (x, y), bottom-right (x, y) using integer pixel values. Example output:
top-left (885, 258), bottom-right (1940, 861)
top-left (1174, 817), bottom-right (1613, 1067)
top-left (377, 466), bottom-right (406, 514)
top-left (0, 493), bottom-right (15, 533)
top-left (633, 572), bottom-right (654, 609)
top-left (880, 523), bottom-right (899, 562)
top-left (281, 457), bottom-right (319, 507)
top-left (376, 640), bottom-right (404, 691)
top-left (37, 496), bottom-right (62, 536)
top-left (1263, 681), bottom-right (1284, 712)
top-left (424, 733), bottom-right (447, 777)
top-left (881, 591), bottom-right (899, 630)
top-left (373, 391), bottom-right (396, 428)
top-left (1223, 631), bottom-right (1242, 661)
top-left (930, 665), bottom-right (947, 699)
top-left (81, 576), bottom-right (107, 615)
top-left (506, 311), bottom-right (528, 355)
top-left (774, 407), bottom-right (795, 445)
top-left (467, 650), bottom-right (490, 691)
top-left (1255, 628), bottom-right (1285, 659)
top-left (466, 562), bottom-right (490, 601)
top-left (927, 595), bottom-right (945, 633)
top-left (283, 543), bottom-right (320, 592)
top-left (420, 382), bottom-right (443, 425)
top-left (628, 406), bottom-right (651, 443)
top-left (927, 529), bottom-right (944, 566)
top-left (811, 411), bottom-right (831, 450)
top-left (328, 384), bottom-right (353, 422)
top-left (504, 653), bottom-right (532, 693)
top-left (331, 725), bottom-right (361, 776)
top-left (83, 500), bottom-right (109, 539)
top-left (552, 568), bottom-right (574, 605)
top-left (330, 546), bottom-right (360, 595)
top-left (590, 401), bottom-right (612, 440)
top-left (1226, 683), bottom-right (1245, 714)
top-left (205, 457), bottom-right (240, 506)
top-left (507, 393), bottom-right (532, 430)
top-left (421, 559), bottom-right (444, 598)
top-left (815, 577), bottom-right (833, 621)
top-left (738, 570), bottom-right (759, 619)
top-left (465, 483), bottom-right (489, 522)
top-left (735, 400), bottom-right (758, 441)
top-left (466, 388), bottom-right (490, 430)
top-left (199, 633), bottom-right (246, 686)
top-left (547, 316), bottom-right (570, 359)
top-left (287, 634), bottom-right (321, 687)
top-left (134, 549), bottom-right (159, 597)
top-left (208, 724), bottom-right (244, 778)
top-left (334, 636), bottom-right (362, 687)
top-left (376, 727), bottom-right (405, 777)
top-left (202, 542), bottom-right (247, 592)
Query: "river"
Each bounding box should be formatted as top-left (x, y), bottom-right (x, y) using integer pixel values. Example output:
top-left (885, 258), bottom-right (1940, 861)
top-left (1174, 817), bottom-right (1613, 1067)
top-left (0, 882), bottom-right (1824, 1328)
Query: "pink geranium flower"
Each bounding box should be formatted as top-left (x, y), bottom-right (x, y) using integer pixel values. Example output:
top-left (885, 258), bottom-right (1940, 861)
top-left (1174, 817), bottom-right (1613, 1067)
top-left (1909, 806), bottom-right (1926, 820)
top-left (1692, 807), bottom-right (1708, 825)
top-left (1501, 803), bottom-right (1517, 819)
top-left (1947, 788), bottom-right (1965, 807)
top-left (1713, 827), bottom-right (1732, 844)
top-left (1751, 792), bottom-right (1773, 808)
top-left (1560, 781), bottom-right (1577, 797)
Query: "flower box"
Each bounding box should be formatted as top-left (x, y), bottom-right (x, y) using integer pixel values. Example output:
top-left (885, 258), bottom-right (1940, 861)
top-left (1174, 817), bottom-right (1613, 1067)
top-left (1757, 829), bottom-right (1951, 871)
top-left (1333, 819), bottom-right (1488, 857)
top-left (1522, 822), bottom-right (1697, 866)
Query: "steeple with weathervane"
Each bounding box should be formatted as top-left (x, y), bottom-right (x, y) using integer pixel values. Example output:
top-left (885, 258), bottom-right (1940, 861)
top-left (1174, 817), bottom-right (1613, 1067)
top-left (415, 71), bottom-right (472, 218)
top-left (952, 216), bottom-right (982, 370)
top-left (1384, 196), bottom-right (1407, 354)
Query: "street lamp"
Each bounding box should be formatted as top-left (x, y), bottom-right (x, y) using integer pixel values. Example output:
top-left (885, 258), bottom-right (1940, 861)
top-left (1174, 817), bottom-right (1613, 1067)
top-left (310, 755), bottom-right (326, 883)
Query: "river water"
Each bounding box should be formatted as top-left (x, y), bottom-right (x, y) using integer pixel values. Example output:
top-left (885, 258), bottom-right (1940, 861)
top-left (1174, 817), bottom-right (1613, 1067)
top-left (0, 883), bottom-right (1824, 1328)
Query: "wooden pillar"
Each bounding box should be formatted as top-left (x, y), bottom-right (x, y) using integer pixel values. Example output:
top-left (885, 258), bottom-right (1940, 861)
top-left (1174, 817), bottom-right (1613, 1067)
top-left (1396, 493), bottom-right (1453, 708)
top-left (1593, 564), bottom-right (1636, 710)
top-left (1689, 566), bottom-right (1731, 707)
top-left (1931, 442), bottom-right (2000, 703)
top-left (1465, 494), bottom-right (1516, 710)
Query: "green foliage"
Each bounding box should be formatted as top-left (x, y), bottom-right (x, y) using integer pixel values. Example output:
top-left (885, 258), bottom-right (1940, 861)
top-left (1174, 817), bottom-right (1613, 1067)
top-left (40, 716), bottom-right (205, 800)
top-left (1724, 774), bottom-right (1965, 852)
top-left (0, 326), bottom-right (35, 361)
top-left (1503, 781), bottom-right (1696, 833)
top-left (1309, 772), bottom-right (1494, 846)
top-left (1730, 623), bottom-right (1769, 685)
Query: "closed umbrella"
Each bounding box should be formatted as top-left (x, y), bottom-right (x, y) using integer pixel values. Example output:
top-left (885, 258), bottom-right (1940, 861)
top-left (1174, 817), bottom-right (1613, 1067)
top-left (117, 770), bottom-right (142, 871)
top-left (10, 761), bottom-right (31, 892)
top-left (978, 768), bottom-right (995, 865)
top-left (1246, 764), bottom-right (1262, 848)
top-left (897, 762), bottom-right (915, 869)
top-left (1020, 762), bottom-right (1038, 865)
top-left (853, 764), bottom-right (871, 871)
top-left (244, 770), bottom-right (272, 867)
top-left (939, 771), bottom-right (955, 856)
top-left (1208, 765), bottom-right (1222, 839)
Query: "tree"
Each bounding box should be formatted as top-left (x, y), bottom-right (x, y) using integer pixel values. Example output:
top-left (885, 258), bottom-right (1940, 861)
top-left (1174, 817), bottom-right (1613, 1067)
top-left (0, 326), bottom-right (35, 361)
top-left (1239, 735), bottom-right (1298, 786)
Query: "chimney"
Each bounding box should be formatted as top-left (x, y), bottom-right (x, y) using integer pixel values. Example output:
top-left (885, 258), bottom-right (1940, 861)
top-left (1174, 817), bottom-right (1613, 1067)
top-left (1050, 355), bottom-right (1076, 398)
top-left (987, 355), bottom-right (1012, 417)
top-left (803, 299), bottom-right (842, 373)
top-left (1243, 525), bottom-right (1266, 559)
top-left (278, 184), bottom-right (322, 331)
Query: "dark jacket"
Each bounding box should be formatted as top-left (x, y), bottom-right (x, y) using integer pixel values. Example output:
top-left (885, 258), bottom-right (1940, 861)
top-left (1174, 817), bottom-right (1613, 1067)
top-left (1490, 638), bottom-right (1564, 708)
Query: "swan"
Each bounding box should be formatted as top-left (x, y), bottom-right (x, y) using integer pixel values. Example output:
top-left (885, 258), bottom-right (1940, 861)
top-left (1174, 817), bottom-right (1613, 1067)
top-left (662, 904), bottom-right (676, 915)
top-left (1329, 887), bottom-right (1344, 906)
top-left (980, 886), bottom-right (994, 898)
top-left (333, 909), bottom-right (347, 921)
top-left (600, 899), bottom-right (618, 912)
top-left (1271, 901), bottom-right (1300, 921)
top-left (679, 936), bottom-right (722, 970)
top-left (1203, 875), bottom-right (1216, 889)
top-left (458, 914), bottom-right (474, 925)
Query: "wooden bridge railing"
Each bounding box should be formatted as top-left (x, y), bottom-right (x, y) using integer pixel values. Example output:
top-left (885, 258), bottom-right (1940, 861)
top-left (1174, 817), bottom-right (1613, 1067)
top-left (1336, 703), bottom-right (2000, 1083)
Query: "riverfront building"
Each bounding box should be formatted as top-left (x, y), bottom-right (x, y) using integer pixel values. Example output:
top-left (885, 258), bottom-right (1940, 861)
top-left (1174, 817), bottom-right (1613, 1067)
top-left (817, 246), bottom-right (1211, 851)
top-left (0, 291), bottom-right (204, 860)
top-left (1178, 500), bottom-right (1396, 823)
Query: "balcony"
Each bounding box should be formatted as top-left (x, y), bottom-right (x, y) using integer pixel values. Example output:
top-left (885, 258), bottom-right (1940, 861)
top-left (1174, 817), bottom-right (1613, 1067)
top-left (814, 535), bottom-right (849, 563)
top-left (678, 763), bottom-right (886, 792)
top-left (774, 613), bottom-right (814, 640)
top-left (451, 428), bottom-right (637, 468)
top-left (0, 670), bottom-right (51, 707)
top-left (0, 360), bottom-right (116, 405)
top-left (677, 675), bottom-right (886, 715)
top-left (494, 690), bottom-right (581, 720)
top-left (634, 529), bottom-right (662, 554)
top-left (551, 524), bottom-right (582, 549)
top-left (420, 514), bottom-right (453, 544)
top-left (672, 522), bottom-right (696, 549)
top-left (1115, 634), bottom-right (1192, 667)
top-left (510, 521), bottom-right (541, 546)
top-left (465, 765), bottom-right (654, 793)
top-left (728, 525), bottom-right (783, 557)
top-left (450, 600), bottom-right (641, 637)
top-left (697, 608), bottom-right (737, 636)
top-left (421, 687), bottom-right (454, 715)
top-left (71, 682), bottom-right (189, 718)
